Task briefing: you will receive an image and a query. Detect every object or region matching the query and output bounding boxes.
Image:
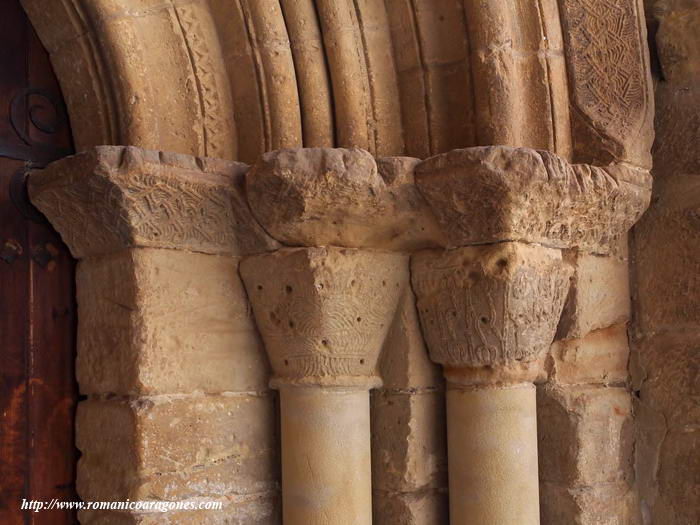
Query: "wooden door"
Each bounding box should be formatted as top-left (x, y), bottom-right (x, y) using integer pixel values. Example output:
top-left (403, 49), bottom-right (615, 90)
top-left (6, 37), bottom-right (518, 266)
top-left (0, 1), bottom-right (78, 524)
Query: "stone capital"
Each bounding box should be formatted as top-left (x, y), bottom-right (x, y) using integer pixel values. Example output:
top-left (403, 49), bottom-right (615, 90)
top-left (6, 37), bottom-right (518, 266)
top-left (411, 242), bottom-right (572, 384)
top-left (28, 146), bottom-right (278, 258)
top-left (415, 146), bottom-right (652, 254)
top-left (240, 247), bottom-right (407, 388)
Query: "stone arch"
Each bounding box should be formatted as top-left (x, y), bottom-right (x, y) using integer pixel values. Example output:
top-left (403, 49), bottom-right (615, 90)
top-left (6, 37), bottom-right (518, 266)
top-left (17, 1), bottom-right (660, 523)
top-left (21, 0), bottom-right (653, 166)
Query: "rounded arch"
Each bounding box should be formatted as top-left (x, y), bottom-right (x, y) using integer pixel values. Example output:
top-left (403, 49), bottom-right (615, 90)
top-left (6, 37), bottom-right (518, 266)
top-left (21, 0), bottom-right (653, 167)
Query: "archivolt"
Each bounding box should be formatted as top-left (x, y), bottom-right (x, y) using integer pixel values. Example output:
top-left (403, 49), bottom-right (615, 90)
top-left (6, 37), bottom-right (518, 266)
top-left (21, 0), bottom-right (653, 167)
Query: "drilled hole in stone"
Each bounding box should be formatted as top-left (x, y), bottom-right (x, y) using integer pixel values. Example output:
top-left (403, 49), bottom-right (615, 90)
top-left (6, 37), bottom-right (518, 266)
top-left (452, 311), bottom-right (457, 317)
top-left (480, 317), bottom-right (489, 324)
top-left (289, 320), bottom-right (295, 328)
top-left (321, 339), bottom-right (329, 347)
top-left (360, 359), bottom-right (365, 364)
top-left (382, 280), bottom-right (386, 286)
top-left (357, 317), bottom-right (362, 323)
top-left (257, 284), bottom-right (263, 290)
top-left (285, 285), bottom-right (293, 293)
top-left (284, 359), bottom-right (289, 366)
top-left (351, 279), bottom-right (356, 287)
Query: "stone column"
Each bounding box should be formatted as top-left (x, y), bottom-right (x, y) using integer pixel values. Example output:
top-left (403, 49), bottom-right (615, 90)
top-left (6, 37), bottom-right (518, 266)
top-left (240, 247), bottom-right (406, 525)
top-left (410, 146), bottom-right (652, 525)
top-left (28, 146), bottom-right (282, 524)
top-left (239, 148), bottom-right (445, 525)
top-left (412, 242), bottom-right (571, 524)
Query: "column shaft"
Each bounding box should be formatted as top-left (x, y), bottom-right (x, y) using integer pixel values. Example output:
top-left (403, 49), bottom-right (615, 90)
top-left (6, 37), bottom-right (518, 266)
top-left (447, 383), bottom-right (539, 524)
top-left (280, 386), bottom-right (372, 525)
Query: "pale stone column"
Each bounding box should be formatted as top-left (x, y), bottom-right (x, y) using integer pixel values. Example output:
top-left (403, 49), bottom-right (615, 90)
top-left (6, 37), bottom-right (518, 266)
top-left (411, 242), bottom-right (571, 524)
top-left (239, 148), bottom-right (447, 525)
top-left (410, 146), bottom-right (652, 525)
top-left (240, 247), bottom-right (407, 525)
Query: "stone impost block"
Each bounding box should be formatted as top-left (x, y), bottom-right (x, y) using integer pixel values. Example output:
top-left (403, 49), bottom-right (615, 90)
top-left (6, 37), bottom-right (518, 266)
top-left (411, 242), bottom-right (571, 373)
top-left (414, 146), bottom-right (651, 254)
top-left (240, 247), bottom-right (408, 387)
top-left (245, 148), bottom-right (446, 250)
top-left (28, 145), bottom-right (278, 258)
top-left (76, 249), bottom-right (270, 395)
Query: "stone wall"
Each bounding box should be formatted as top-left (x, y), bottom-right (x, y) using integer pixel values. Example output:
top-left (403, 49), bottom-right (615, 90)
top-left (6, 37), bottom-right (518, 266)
top-left (539, 246), bottom-right (639, 523)
top-left (631, 1), bottom-right (700, 523)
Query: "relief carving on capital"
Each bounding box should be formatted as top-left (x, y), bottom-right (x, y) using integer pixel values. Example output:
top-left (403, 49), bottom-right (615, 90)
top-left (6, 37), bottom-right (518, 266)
top-left (240, 247), bottom-right (407, 387)
top-left (411, 243), bottom-right (572, 369)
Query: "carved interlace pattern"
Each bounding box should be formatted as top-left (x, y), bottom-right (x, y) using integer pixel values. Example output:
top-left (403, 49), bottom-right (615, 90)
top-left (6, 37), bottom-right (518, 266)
top-left (560, 0), bottom-right (646, 137)
top-left (29, 147), bottom-right (275, 257)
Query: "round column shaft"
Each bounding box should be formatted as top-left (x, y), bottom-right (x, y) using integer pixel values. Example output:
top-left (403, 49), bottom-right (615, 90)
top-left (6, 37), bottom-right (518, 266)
top-left (280, 386), bottom-right (371, 524)
top-left (241, 247), bottom-right (407, 525)
top-left (447, 383), bottom-right (539, 524)
top-left (411, 242), bottom-right (572, 525)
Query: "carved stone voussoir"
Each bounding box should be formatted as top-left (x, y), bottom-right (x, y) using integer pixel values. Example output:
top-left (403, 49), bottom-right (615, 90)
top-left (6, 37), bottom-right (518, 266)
top-left (559, 0), bottom-right (654, 168)
top-left (240, 247), bottom-right (408, 387)
top-left (415, 146), bottom-right (651, 254)
top-left (28, 146), bottom-right (279, 258)
top-left (411, 242), bottom-right (572, 369)
top-left (246, 148), bottom-right (446, 251)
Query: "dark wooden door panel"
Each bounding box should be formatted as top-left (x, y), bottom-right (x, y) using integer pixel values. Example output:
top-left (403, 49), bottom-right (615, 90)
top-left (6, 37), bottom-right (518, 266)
top-left (0, 1), bottom-right (78, 524)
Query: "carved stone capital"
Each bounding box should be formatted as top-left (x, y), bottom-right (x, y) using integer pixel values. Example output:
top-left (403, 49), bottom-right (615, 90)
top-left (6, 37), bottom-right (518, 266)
top-left (246, 148), bottom-right (446, 250)
top-left (28, 146), bottom-right (278, 258)
top-left (240, 247), bottom-right (407, 388)
top-left (415, 146), bottom-right (651, 254)
top-left (411, 242), bottom-right (572, 382)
